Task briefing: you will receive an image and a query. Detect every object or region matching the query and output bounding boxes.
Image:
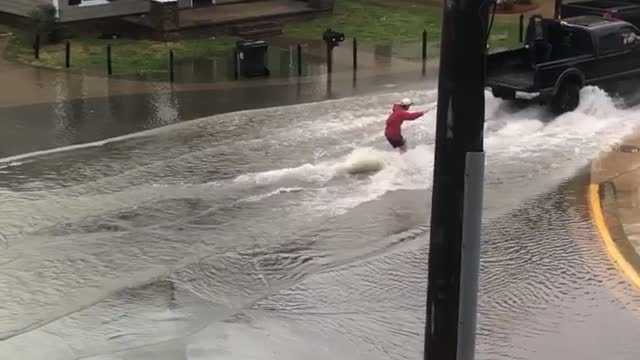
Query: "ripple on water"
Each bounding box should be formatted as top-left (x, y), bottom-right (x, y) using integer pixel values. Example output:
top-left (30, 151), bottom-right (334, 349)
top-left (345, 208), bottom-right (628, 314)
top-left (2, 181), bottom-right (640, 359)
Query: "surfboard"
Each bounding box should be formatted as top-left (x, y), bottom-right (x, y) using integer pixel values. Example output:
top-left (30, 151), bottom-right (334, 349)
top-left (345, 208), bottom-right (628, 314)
top-left (345, 158), bottom-right (385, 175)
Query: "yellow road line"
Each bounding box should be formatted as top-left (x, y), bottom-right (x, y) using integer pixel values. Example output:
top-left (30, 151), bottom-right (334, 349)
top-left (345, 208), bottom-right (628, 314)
top-left (588, 183), bottom-right (640, 290)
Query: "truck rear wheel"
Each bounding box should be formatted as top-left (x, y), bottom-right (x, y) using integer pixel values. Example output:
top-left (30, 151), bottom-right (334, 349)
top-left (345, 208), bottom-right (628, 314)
top-left (550, 81), bottom-right (580, 114)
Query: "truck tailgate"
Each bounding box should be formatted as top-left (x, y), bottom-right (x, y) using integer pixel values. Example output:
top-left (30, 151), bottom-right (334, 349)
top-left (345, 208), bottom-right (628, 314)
top-left (487, 66), bottom-right (535, 89)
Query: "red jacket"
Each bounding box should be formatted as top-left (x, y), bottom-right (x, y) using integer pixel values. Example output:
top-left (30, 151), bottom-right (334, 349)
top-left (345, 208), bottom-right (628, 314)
top-left (385, 104), bottom-right (424, 140)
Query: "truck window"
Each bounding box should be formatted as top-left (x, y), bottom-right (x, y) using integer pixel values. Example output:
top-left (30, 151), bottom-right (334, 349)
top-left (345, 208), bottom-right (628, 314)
top-left (598, 26), bottom-right (640, 54)
top-left (556, 28), bottom-right (593, 55)
top-left (620, 26), bottom-right (640, 47)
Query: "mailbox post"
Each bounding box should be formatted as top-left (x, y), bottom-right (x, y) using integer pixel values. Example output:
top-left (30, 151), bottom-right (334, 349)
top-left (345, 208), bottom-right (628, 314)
top-left (322, 28), bottom-right (345, 74)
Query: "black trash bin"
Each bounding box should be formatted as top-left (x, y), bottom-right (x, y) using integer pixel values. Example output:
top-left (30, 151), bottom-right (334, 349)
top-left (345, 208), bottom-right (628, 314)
top-left (236, 40), bottom-right (270, 78)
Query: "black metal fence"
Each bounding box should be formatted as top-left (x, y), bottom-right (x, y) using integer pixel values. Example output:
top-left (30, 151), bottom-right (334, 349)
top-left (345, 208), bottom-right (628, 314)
top-left (30, 25), bottom-right (522, 83)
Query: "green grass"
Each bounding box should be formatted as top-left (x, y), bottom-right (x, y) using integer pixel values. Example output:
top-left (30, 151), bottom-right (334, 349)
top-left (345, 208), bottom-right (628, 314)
top-left (4, 27), bottom-right (237, 77)
top-left (488, 18), bottom-right (522, 52)
top-left (284, 0), bottom-right (523, 56)
top-left (285, 0), bottom-right (443, 45)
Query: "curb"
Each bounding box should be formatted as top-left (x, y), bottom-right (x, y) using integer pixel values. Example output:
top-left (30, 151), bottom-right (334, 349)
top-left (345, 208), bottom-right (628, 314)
top-left (587, 183), bottom-right (640, 290)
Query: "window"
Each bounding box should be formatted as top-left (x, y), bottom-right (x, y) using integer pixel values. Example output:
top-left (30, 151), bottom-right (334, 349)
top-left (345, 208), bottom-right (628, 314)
top-left (599, 32), bottom-right (623, 53)
top-left (559, 28), bottom-right (594, 54)
top-left (620, 27), bottom-right (640, 47)
top-left (599, 27), bottom-right (640, 54)
top-left (81, 0), bottom-right (110, 5)
top-left (68, 0), bottom-right (111, 6)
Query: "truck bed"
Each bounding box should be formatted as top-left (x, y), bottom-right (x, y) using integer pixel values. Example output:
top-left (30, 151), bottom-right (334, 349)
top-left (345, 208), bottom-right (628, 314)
top-left (486, 28), bottom-right (594, 92)
top-left (487, 64), bottom-right (535, 89)
top-left (486, 49), bottom-right (535, 90)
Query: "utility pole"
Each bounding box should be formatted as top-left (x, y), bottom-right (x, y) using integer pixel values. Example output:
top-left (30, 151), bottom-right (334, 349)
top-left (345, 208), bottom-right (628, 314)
top-left (424, 0), bottom-right (490, 358)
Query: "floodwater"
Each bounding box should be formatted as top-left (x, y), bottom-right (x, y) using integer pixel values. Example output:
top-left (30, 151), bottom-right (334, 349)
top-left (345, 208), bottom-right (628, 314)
top-left (1, 84), bottom-right (640, 359)
top-left (0, 67), bottom-right (434, 158)
top-left (134, 45), bottom-right (344, 83)
top-left (119, 39), bottom-right (437, 83)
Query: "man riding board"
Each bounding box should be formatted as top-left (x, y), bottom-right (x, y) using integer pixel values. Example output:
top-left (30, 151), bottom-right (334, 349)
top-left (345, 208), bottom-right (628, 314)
top-left (384, 97), bottom-right (431, 153)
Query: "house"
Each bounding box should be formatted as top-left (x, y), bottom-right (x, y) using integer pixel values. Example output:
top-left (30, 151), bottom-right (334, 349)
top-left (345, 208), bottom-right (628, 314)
top-left (1, 0), bottom-right (190, 23)
top-left (0, 0), bottom-right (334, 39)
top-left (0, 0), bottom-right (334, 23)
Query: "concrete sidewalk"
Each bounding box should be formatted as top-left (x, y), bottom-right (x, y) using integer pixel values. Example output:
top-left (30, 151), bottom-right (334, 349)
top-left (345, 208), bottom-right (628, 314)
top-left (589, 134), bottom-right (640, 290)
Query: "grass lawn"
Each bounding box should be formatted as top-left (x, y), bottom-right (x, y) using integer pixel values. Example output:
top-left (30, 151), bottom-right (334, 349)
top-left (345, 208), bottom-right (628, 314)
top-left (285, 0), bottom-right (443, 44)
top-left (284, 0), bottom-right (523, 57)
top-left (4, 28), bottom-right (237, 77)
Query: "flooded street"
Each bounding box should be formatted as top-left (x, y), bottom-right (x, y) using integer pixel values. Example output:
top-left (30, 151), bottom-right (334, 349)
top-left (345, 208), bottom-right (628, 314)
top-left (0, 70), bottom-right (433, 159)
top-left (0, 36), bottom-right (434, 159)
top-left (2, 76), bottom-right (640, 359)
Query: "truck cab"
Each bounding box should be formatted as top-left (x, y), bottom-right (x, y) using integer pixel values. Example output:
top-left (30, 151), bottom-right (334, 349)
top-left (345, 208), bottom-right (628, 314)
top-left (486, 15), bottom-right (640, 113)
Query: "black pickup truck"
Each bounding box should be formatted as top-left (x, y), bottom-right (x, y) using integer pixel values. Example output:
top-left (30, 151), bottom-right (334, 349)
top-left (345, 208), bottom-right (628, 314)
top-left (486, 15), bottom-right (640, 113)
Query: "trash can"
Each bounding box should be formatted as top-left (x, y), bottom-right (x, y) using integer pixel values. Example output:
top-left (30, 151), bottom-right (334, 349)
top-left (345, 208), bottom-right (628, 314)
top-left (236, 40), bottom-right (270, 77)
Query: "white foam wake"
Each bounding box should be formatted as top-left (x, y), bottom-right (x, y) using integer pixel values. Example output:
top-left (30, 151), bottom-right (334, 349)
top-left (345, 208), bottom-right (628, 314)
top-left (234, 147), bottom-right (394, 186)
top-left (232, 86), bottom-right (639, 216)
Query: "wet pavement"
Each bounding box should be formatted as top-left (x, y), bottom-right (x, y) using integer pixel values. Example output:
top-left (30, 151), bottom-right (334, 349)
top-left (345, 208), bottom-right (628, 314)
top-left (1, 75), bottom-right (640, 360)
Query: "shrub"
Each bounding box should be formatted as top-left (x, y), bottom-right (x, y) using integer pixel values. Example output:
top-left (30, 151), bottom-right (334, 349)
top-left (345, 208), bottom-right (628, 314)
top-left (27, 4), bottom-right (62, 43)
top-left (500, 0), bottom-right (515, 11)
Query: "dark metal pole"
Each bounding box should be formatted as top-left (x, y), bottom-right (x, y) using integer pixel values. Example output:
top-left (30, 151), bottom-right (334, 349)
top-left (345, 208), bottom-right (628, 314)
top-left (422, 30), bottom-right (427, 76)
top-left (107, 44), bottom-right (112, 76)
top-left (424, 0), bottom-right (489, 358)
top-left (353, 38), bottom-right (358, 72)
top-left (326, 44), bottom-right (333, 75)
top-left (554, 0), bottom-right (562, 19)
top-left (422, 29), bottom-right (427, 60)
top-left (65, 40), bottom-right (70, 68)
top-left (519, 14), bottom-right (524, 43)
top-left (34, 34), bottom-right (40, 59)
top-left (169, 49), bottom-right (174, 83)
top-left (297, 44), bottom-right (302, 76)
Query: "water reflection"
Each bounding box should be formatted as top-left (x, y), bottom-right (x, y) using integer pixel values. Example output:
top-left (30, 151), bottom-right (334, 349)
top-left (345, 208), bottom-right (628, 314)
top-left (117, 45), bottom-right (348, 83)
top-left (0, 35), bottom-right (441, 160)
top-left (0, 75), bottom-right (433, 159)
top-left (100, 38), bottom-right (438, 84)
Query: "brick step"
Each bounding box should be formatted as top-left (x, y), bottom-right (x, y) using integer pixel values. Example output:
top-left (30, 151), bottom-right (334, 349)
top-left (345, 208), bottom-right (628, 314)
top-left (232, 20), bottom-right (280, 31)
top-left (232, 21), bottom-right (283, 38)
top-left (236, 28), bottom-right (283, 38)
